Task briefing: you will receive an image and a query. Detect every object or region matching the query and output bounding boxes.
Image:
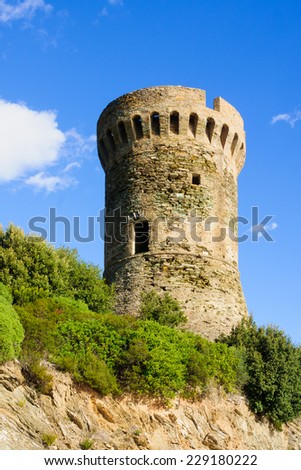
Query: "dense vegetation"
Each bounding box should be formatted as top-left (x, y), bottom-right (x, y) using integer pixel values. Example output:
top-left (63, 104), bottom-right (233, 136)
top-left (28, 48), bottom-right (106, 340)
top-left (16, 295), bottom-right (245, 398)
top-left (0, 225), bottom-right (300, 427)
top-left (0, 283), bottom-right (24, 363)
top-left (140, 290), bottom-right (188, 327)
top-left (220, 318), bottom-right (301, 427)
top-left (0, 225), bottom-right (113, 311)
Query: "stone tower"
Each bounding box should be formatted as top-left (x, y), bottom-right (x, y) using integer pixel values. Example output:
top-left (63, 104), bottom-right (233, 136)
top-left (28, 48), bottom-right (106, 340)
top-left (97, 86), bottom-right (248, 340)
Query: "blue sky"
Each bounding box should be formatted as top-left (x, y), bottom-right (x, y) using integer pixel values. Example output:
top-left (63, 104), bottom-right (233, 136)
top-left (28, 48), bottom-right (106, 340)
top-left (0, 0), bottom-right (300, 343)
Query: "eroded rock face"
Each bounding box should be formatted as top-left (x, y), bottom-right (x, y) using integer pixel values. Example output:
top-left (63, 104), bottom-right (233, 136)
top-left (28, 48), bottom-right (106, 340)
top-left (1, 361), bottom-right (300, 450)
top-left (97, 86), bottom-right (248, 340)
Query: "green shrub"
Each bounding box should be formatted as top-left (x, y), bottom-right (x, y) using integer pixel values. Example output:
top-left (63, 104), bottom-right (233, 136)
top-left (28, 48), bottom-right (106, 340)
top-left (75, 352), bottom-right (119, 395)
top-left (116, 320), bottom-right (244, 398)
top-left (0, 284), bottom-right (24, 363)
top-left (17, 399), bottom-right (26, 407)
top-left (221, 317), bottom-right (301, 427)
top-left (140, 290), bottom-right (187, 327)
top-left (42, 434), bottom-right (57, 447)
top-left (118, 322), bottom-right (187, 397)
top-left (0, 283), bottom-right (13, 304)
top-left (56, 319), bottom-right (129, 369)
top-left (55, 351), bottom-right (120, 395)
top-left (80, 439), bottom-right (94, 450)
top-left (56, 351), bottom-right (119, 396)
top-left (25, 360), bottom-right (53, 395)
top-left (17, 297), bottom-right (99, 393)
top-left (16, 292), bottom-right (245, 402)
top-left (17, 297), bottom-right (99, 360)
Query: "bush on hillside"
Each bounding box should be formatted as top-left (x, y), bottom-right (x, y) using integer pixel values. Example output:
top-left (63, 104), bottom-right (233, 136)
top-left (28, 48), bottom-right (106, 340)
top-left (125, 321), bottom-right (246, 396)
top-left (18, 297), bottom-right (245, 399)
top-left (0, 224), bottom-right (114, 312)
top-left (0, 283), bottom-right (24, 363)
top-left (140, 290), bottom-right (187, 328)
top-left (220, 317), bottom-right (301, 427)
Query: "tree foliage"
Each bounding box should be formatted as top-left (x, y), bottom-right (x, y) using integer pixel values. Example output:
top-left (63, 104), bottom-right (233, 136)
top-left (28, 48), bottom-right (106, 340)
top-left (0, 224), bottom-right (113, 312)
top-left (220, 317), bottom-right (301, 427)
top-left (0, 283), bottom-right (24, 363)
top-left (140, 290), bottom-right (187, 328)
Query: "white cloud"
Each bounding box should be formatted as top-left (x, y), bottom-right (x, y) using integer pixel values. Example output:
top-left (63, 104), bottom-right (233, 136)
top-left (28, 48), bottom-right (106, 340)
top-left (25, 171), bottom-right (76, 192)
top-left (62, 128), bottom-right (96, 159)
top-left (0, 99), bottom-right (96, 192)
top-left (0, 0), bottom-right (52, 23)
top-left (0, 99), bottom-right (65, 182)
top-left (268, 222), bottom-right (278, 231)
top-left (252, 222), bottom-right (278, 239)
top-left (97, 1), bottom-right (123, 20)
top-left (271, 111), bottom-right (301, 128)
top-left (108, 0), bottom-right (123, 5)
top-left (100, 7), bottom-right (108, 17)
top-left (62, 162), bottom-right (81, 173)
top-left (36, 28), bottom-right (57, 48)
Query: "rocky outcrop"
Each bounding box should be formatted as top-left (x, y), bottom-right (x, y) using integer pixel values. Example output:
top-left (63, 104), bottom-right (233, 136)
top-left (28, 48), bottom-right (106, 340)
top-left (1, 361), bottom-right (300, 450)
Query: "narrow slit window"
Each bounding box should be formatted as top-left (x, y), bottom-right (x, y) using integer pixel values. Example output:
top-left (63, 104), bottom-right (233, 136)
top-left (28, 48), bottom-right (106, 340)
top-left (189, 113), bottom-right (198, 137)
top-left (236, 143), bottom-right (245, 168)
top-left (231, 133), bottom-right (238, 155)
top-left (170, 111), bottom-right (179, 134)
top-left (106, 129), bottom-right (116, 151)
top-left (134, 220), bottom-right (149, 254)
top-left (238, 143), bottom-right (244, 158)
top-left (220, 124), bottom-right (229, 148)
top-left (132, 115), bottom-right (143, 139)
top-left (99, 139), bottom-right (109, 159)
top-left (118, 121), bottom-right (128, 144)
top-left (192, 173), bottom-right (201, 185)
top-left (151, 112), bottom-right (160, 136)
top-left (206, 118), bottom-right (215, 142)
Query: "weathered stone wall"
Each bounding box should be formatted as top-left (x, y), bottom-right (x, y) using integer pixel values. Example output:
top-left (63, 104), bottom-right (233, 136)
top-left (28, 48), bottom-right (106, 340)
top-left (97, 86), bottom-right (248, 339)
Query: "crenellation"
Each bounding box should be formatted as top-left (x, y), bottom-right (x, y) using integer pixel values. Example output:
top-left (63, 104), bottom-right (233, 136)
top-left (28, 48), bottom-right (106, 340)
top-left (97, 87), bottom-right (246, 173)
top-left (213, 96), bottom-right (244, 129)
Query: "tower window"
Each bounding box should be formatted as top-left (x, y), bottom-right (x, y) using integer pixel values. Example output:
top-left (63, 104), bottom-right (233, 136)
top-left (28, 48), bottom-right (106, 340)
top-left (134, 220), bottom-right (149, 254)
top-left (132, 115), bottom-right (143, 139)
top-left (99, 139), bottom-right (109, 160)
top-left (151, 112), bottom-right (160, 136)
top-left (170, 111), bottom-right (179, 134)
top-left (106, 129), bottom-right (116, 151)
top-left (206, 117), bottom-right (215, 142)
top-left (192, 173), bottom-right (201, 185)
top-left (238, 143), bottom-right (244, 159)
top-left (189, 113), bottom-right (198, 137)
top-left (118, 121), bottom-right (128, 144)
top-left (231, 133), bottom-right (238, 155)
top-left (220, 124), bottom-right (229, 148)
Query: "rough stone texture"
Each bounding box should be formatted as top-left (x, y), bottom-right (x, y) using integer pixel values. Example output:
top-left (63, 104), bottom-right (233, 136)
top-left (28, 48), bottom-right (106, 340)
top-left (97, 86), bottom-right (248, 339)
top-left (1, 361), bottom-right (301, 450)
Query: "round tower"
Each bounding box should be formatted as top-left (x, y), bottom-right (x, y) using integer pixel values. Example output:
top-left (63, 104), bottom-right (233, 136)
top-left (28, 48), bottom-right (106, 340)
top-left (97, 86), bottom-right (248, 339)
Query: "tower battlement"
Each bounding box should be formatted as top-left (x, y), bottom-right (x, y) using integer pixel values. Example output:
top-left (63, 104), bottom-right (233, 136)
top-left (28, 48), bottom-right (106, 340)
top-left (97, 86), bottom-right (248, 340)
top-left (97, 86), bottom-right (246, 175)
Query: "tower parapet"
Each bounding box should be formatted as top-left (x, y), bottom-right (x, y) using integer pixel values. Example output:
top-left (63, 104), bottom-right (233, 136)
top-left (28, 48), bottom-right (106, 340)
top-left (97, 86), bottom-right (248, 340)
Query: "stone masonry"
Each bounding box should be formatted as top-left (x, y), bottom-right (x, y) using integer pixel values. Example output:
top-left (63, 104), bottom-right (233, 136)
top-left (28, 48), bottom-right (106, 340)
top-left (97, 86), bottom-right (248, 339)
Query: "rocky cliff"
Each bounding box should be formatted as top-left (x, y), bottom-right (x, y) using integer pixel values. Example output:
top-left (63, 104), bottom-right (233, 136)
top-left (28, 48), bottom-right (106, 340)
top-left (1, 361), bottom-right (300, 450)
